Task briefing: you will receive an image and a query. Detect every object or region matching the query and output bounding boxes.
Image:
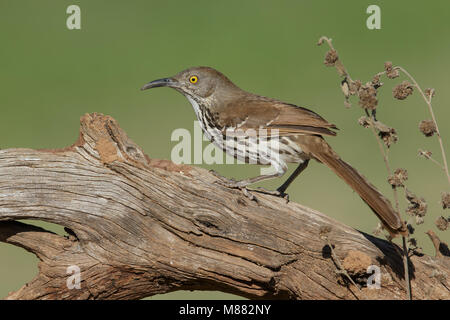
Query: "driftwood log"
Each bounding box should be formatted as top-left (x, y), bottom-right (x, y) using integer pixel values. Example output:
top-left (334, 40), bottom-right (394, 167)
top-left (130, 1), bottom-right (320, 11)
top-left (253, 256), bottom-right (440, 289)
top-left (0, 113), bottom-right (449, 300)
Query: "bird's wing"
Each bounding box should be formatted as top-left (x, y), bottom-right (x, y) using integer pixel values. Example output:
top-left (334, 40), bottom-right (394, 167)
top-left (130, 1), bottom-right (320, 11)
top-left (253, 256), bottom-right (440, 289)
top-left (218, 96), bottom-right (338, 137)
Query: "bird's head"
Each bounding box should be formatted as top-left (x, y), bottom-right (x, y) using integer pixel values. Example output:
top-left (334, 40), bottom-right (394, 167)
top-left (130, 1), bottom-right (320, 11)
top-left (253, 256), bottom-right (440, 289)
top-left (141, 66), bottom-right (239, 103)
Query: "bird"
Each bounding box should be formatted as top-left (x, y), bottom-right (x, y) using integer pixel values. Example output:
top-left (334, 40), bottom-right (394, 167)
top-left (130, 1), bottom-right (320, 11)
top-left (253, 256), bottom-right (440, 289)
top-left (141, 66), bottom-right (407, 237)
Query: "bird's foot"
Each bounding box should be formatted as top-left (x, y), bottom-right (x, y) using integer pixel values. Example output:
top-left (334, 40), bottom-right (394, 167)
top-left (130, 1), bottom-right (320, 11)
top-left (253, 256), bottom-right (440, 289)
top-left (212, 174), bottom-right (257, 201)
top-left (212, 173), bottom-right (289, 203)
top-left (210, 172), bottom-right (244, 188)
top-left (252, 187), bottom-right (290, 203)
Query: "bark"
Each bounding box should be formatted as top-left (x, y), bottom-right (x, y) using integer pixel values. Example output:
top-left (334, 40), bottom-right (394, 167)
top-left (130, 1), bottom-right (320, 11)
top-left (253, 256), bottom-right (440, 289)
top-left (0, 113), bottom-right (449, 300)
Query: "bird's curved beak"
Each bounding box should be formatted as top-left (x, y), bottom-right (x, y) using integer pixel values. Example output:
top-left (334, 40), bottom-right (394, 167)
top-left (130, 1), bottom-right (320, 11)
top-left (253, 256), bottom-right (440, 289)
top-left (140, 77), bottom-right (179, 91)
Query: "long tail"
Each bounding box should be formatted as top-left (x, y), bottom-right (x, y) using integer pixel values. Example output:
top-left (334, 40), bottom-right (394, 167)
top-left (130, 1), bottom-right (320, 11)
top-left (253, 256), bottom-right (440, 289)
top-left (304, 137), bottom-right (407, 237)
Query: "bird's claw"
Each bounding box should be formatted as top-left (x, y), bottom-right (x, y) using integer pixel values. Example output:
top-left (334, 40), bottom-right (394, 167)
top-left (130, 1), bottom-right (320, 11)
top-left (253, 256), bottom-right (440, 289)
top-left (213, 176), bottom-right (257, 201)
top-left (213, 176), bottom-right (289, 203)
top-left (253, 187), bottom-right (290, 203)
top-left (213, 176), bottom-right (242, 188)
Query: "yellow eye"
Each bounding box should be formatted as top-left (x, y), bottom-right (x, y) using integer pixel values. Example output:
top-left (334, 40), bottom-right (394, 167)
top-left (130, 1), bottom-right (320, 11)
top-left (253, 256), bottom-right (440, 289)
top-left (189, 75), bottom-right (198, 84)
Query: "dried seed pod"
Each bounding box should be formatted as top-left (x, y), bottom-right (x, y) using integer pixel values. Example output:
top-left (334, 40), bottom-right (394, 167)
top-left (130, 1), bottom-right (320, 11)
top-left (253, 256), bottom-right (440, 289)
top-left (405, 189), bottom-right (427, 219)
top-left (388, 168), bottom-right (408, 187)
top-left (379, 129), bottom-right (398, 148)
top-left (415, 216), bottom-right (424, 225)
top-left (393, 81), bottom-right (414, 100)
top-left (418, 149), bottom-right (432, 159)
top-left (358, 84), bottom-right (378, 110)
top-left (324, 49), bottom-right (339, 66)
top-left (372, 74), bottom-right (383, 89)
top-left (351, 80), bottom-right (362, 94)
top-left (385, 61), bottom-right (399, 79)
top-left (407, 237), bottom-right (423, 255)
top-left (419, 120), bottom-right (437, 137)
top-left (384, 61), bottom-right (393, 70)
top-left (357, 116), bottom-right (371, 128)
top-left (424, 88), bottom-right (435, 99)
top-left (435, 216), bottom-right (449, 231)
top-left (442, 192), bottom-right (450, 209)
top-left (374, 121), bottom-right (398, 148)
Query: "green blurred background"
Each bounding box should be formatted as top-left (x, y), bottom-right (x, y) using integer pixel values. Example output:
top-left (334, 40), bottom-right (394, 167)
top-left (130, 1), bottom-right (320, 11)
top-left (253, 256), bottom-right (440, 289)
top-left (0, 0), bottom-right (449, 299)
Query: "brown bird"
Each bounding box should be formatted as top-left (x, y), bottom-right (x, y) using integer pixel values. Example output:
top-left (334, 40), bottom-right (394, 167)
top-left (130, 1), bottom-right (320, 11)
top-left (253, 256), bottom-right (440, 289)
top-left (141, 66), bottom-right (407, 237)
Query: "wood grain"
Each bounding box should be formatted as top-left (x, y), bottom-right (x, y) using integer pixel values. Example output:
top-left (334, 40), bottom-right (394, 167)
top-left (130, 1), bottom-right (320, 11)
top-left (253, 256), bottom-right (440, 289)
top-left (0, 113), bottom-right (448, 299)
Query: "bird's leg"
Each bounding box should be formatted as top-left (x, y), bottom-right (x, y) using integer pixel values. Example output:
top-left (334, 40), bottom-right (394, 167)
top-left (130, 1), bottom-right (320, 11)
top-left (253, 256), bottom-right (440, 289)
top-left (371, 109), bottom-right (377, 122)
top-left (253, 160), bottom-right (309, 202)
top-left (213, 161), bottom-right (309, 201)
top-left (276, 160), bottom-right (309, 194)
top-left (215, 171), bottom-right (283, 188)
top-left (213, 164), bottom-right (288, 201)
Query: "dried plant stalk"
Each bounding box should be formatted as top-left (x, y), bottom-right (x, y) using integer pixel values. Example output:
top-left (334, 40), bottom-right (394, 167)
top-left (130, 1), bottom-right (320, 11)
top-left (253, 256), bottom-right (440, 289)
top-left (317, 36), bottom-right (416, 300)
top-left (394, 66), bottom-right (450, 186)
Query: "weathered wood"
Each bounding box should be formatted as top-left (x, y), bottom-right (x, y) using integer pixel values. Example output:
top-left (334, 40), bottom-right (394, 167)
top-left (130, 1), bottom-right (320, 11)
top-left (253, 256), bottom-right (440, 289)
top-left (0, 113), bottom-right (448, 300)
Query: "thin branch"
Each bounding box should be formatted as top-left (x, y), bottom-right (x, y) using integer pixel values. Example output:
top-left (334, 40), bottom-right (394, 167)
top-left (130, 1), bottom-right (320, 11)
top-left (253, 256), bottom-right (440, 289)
top-left (395, 66), bottom-right (450, 186)
top-left (325, 239), bottom-right (363, 299)
top-left (418, 149), bottom-right (445, 170)
top-left (366, 119), bottom-right (400, 214)
top-left (402, 236), bottom-right (412, 300)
